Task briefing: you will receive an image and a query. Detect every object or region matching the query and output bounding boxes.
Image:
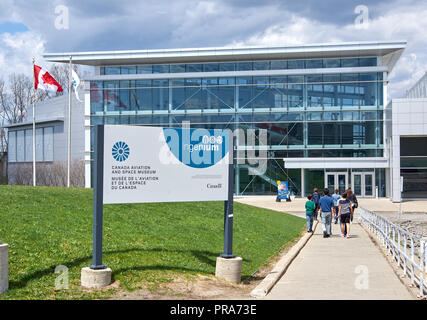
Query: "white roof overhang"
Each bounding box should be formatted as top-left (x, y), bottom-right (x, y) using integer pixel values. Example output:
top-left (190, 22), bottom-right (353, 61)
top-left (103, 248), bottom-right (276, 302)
top-left (44, 40), bottom-right (406, 73)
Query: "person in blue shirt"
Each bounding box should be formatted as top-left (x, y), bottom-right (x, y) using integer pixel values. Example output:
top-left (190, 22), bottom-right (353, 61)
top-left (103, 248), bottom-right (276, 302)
top-left (319, 188), bottom-right (335, 238)
top-left (331, 189), bottom-right (341, 224)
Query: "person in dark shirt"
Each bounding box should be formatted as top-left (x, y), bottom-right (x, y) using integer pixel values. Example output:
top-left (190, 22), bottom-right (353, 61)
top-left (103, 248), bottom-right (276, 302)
top-left (347, 188), bottom-right (358, 217)
top-left (341, 188), bottom-right (358, 235)
top-left (312, 188), bottom-right (320, 220)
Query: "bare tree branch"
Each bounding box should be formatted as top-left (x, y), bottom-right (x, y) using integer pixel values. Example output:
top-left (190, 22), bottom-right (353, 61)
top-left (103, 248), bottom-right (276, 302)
top-left (0, 63), bottom-right (76, 154)
top-left (50, 63), bottom-right (79, 96)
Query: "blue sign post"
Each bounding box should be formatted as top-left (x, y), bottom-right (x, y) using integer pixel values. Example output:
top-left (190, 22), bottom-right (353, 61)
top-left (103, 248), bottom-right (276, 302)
top-left (90, 125), bottom-right (106, 270)
top-left (221, 132), bottom-right (235, 258)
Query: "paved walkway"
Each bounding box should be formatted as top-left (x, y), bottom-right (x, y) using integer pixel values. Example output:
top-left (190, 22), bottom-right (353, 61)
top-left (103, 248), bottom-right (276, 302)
top-left (264, 221), bottom-right (414, 300)
top-left (237, 196), bottom-right (419, 299)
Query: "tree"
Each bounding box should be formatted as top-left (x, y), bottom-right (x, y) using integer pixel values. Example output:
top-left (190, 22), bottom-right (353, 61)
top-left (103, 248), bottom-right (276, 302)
top-left (50, 63), bottom-right (79, 97)
top-left (0, 74), bottom-right (32, 153)
top-left (0, 73), bottom-right (44, 153)
top-left (0, 119), bottom-right (6, 153)
top-left (0, 79), bottom-right (6, 153)
top-left (0, 63), bottom-right (79, 153)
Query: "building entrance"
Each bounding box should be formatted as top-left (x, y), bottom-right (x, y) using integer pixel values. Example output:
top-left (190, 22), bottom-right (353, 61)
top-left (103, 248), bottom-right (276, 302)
top-left (325, 172), bottom-right (348, 195)
top-left (351, 172), bottom-right (375, 197)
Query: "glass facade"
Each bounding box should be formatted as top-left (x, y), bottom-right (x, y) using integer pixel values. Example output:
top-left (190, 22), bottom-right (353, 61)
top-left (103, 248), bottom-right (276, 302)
top-left (90, 57), bottom-right (385, 195)
top-left (100, 57), bottom-right (377, 75)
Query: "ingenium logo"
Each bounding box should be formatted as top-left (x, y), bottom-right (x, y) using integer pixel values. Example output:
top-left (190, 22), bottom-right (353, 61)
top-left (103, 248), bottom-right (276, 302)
top-left (112, 141), bottom-right (130, 162)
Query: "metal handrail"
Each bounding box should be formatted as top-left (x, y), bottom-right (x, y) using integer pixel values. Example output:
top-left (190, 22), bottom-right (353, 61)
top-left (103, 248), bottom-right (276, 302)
top-left (359, 207), bottom-right (427, 297)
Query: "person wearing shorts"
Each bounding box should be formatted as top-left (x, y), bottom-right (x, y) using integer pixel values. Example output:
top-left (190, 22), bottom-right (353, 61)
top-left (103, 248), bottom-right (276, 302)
top-left (338, 192), bottom-right (354, 238)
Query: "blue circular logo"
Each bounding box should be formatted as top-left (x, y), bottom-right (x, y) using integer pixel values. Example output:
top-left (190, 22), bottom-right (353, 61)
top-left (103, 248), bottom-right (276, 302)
top-left (112, 141), bottom-right (130, 162)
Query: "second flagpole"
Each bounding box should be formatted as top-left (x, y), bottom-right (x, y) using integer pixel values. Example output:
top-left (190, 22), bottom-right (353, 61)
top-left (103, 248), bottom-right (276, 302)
top-left (67, 56), bottom-right (72, 188)
top-left (32, 58), bottom-right (36, 187)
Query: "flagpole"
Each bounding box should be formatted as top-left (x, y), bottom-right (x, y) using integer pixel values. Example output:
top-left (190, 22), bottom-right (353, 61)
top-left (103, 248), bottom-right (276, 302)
top-left (32, 58), bottom-right (36, 187)
top-left (67, 56), bottom-right (72, 188)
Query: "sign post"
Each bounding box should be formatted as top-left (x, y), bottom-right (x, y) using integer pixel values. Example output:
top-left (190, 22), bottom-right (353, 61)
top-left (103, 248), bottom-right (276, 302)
top-left (221, 133), bottom-right (235, 259)
top-left (81, 125), bottom-right (111, 288)
top-left (216, 133), bottom-right (242, 283)
top-left (0, 243), bottom-right (8, 294)
top-left (91, 125), bottom-right (106, 270)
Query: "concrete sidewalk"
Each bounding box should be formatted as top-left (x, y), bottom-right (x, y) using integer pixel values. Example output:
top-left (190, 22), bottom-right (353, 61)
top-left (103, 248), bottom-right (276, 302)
top-left (264, 221), bottom-right (414, 300)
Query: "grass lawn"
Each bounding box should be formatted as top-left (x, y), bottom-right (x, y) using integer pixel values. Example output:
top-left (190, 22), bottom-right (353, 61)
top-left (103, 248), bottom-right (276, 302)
top-left (0, 185), bottom-right (305, 300)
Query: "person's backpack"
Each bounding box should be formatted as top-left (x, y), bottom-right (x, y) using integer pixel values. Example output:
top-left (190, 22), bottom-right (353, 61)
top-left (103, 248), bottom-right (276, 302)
top-left (312, 193), bottom-right (319, 204)
top-left (351, 195), bottom-right (358, 208)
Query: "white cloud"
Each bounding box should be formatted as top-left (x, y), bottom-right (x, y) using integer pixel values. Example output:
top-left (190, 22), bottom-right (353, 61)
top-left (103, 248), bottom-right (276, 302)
top-left (229, 2), bottom-right (427, 99)
top-left (0, 31), bottom-right (46, 84)
top-left (0, 0), bottom-right (425, 100)
top-left (0, 0), bottom-right (16, 22)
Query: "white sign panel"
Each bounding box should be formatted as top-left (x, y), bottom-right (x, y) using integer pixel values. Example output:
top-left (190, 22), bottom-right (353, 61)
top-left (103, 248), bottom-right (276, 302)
top-left (103, 125), bottom-right (231, 204)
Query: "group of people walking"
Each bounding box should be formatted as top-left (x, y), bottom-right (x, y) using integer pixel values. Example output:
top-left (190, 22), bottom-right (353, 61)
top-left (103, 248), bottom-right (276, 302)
top-left (305, 188), bottom-right (358, 238)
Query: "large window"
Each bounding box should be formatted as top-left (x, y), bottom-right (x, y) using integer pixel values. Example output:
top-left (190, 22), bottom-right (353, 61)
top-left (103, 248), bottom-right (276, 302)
top-left (100, 57), bottom-right (378, 75)
top-left (8, 131), bottom-right (16, 162)
top-left (93, 73), bottom-right (382, 113)
top-left (236, 160), bottom-right (301, 196)
top-left (153, 79), bottom-right (169, 111)
top-left (287, 76), bottom-right (304, 109)
top-left (135, 80), bottom-right (152, 111)
top-left (307, 121), bottom-right (382, 147)
top-left (43, 127), bottom-right (54, 161)
top-left (8, 127), bottom-right (54, 163)
top-left (400, 137), bottom-right (427, 198)
top-left (401, 169), bottom-right (427, 198)
top-left (25, 129), bottom-right (33, 162)
top-left (16, 130), bottom-right (25, 162)
top-left (307, 75), bottom-right (323, 109)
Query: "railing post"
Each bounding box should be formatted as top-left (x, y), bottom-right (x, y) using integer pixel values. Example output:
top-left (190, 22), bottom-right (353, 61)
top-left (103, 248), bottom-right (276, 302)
top-left (382, 219), bottom-right (387, 246)
top-left (419, 238), bottom-right (426, 297)
top-left (397, 229), bottom-right (401, 267)
top-left (385, 223), bottom-right (389, 251)
top-left (403, 234), bottom-right (407, 276)
top-left (375, 216), bottom-right (380, 237)
top-left (388, 224), bottom-right (392, 254)
top-left (411, 236), bottom-right (415, 285)
top-left (374, 215), bottom-right (377, 235)
top-left (425, 237), bottom-right (427, 274)
top-left (392, 227), bottom-right (396, 259)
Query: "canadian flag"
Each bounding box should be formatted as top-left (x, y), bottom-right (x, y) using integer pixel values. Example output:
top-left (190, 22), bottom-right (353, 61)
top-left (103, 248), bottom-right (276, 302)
top-left (34, 65), bottom-right (63, 93)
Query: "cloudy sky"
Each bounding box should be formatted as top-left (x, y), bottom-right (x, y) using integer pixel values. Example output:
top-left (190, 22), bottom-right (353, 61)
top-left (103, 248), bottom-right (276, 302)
top-left (0, 0), bottom-right (426, 98)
